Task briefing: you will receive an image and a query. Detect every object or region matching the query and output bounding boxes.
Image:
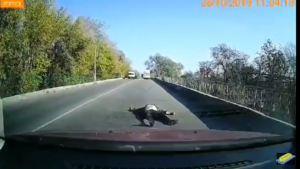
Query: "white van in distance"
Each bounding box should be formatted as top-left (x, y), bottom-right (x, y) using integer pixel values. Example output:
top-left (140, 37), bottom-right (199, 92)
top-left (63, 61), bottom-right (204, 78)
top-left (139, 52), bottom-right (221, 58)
top-left (143, 70), bottom-right (151, 79)
top-left (127, 71), bottom-right (135, 79)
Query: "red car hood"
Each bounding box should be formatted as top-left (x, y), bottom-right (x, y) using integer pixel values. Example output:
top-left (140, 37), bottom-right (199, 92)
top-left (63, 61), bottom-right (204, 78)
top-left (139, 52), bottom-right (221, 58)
top-left (10, 128), bottom-right (280, 142)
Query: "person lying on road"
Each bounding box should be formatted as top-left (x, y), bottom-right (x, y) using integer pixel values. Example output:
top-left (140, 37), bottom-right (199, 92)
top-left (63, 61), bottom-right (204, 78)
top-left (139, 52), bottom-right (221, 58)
top-left (128, 104), bottom-right (179, 127)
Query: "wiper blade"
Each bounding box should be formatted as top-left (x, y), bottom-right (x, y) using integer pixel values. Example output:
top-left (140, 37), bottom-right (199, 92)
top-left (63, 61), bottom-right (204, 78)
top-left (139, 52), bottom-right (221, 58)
top-left (134, 135), bottom-right (294, 152)
top-left (5, 134), bottom-right (294, 152)
top-left (192, 135), bottom-right (294, 151)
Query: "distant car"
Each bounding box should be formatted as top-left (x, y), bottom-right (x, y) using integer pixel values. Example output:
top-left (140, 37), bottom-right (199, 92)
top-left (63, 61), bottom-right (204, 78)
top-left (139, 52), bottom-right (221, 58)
top-left (143, 70), bottom-right (151, 79)
top-left (128, 71), bottom-right (136, 79)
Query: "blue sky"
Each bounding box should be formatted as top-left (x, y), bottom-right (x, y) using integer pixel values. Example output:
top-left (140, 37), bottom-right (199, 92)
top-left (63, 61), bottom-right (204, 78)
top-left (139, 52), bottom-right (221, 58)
top-left (56, 0), bottom-right (296, 73)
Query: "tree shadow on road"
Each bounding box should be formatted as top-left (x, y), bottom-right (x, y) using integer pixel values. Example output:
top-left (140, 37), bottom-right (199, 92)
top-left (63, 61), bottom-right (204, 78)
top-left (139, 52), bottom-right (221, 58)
top-left (152, 79), bottom-right (295, 137)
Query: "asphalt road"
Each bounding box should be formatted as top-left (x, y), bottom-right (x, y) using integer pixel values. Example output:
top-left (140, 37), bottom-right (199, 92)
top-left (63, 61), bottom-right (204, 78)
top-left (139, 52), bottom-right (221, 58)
top-left (3, 79), bottom-right (295, 137)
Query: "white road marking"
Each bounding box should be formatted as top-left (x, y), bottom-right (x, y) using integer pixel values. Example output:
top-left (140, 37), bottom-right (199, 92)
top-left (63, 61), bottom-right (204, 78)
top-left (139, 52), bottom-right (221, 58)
top-left (31, 80), bottom-right (134, 132)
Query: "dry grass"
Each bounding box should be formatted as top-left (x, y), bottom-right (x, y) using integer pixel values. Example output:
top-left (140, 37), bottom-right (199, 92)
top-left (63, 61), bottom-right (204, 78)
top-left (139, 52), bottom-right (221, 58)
top-left (161, 77), bottom-right (296, 125)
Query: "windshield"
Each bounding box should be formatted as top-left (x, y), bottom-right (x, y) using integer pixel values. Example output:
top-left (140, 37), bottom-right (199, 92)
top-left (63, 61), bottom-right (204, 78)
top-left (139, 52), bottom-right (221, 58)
top-left (0, 0), bottom-right (295, 149)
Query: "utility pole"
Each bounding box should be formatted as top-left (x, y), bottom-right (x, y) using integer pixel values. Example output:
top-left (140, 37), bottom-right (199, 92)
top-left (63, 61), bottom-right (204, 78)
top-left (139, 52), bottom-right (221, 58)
top-left (156, 64), bottom-right (160, 77)
top-left (94, 43), bottom-right (97, 82)
top-left (0, 96), bottom-right (4, 137)
top-left (199, 67), bottom-right (201, 79)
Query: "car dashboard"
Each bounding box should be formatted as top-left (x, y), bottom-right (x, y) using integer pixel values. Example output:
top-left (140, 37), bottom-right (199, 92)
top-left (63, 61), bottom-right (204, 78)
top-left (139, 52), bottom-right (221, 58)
top-left (0, 138), bottom-right (295, 169)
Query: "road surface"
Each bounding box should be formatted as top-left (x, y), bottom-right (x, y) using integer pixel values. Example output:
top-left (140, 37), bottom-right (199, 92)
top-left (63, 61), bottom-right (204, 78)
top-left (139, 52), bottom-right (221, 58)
top-left (3, 79), bottom-right (295, 136)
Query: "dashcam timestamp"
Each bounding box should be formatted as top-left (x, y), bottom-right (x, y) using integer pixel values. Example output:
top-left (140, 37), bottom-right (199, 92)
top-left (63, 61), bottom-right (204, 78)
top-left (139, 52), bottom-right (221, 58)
top-left (202, 0), bottom-right (295, 7)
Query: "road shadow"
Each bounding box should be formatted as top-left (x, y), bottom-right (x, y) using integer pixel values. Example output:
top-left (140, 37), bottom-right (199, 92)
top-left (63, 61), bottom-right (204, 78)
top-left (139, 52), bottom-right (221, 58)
top-left (128, 106), bottom-right (178, 127)
top-left (152, 79), bottom-right (295, 137)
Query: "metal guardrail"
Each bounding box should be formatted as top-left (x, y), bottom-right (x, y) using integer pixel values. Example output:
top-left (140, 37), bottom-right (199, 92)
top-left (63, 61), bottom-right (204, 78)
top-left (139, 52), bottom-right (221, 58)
top-left (157, 77), bottom-right (295, 126)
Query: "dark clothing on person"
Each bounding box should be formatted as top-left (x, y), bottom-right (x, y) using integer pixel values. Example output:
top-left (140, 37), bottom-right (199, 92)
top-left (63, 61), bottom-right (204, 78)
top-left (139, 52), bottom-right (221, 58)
top-left (129, 104), bottom-right (178, 127)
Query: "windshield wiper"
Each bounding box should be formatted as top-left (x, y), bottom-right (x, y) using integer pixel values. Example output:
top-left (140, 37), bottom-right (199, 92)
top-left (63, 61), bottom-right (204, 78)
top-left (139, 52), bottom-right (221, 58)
top-left (131, 135), bottom-right (294, 152)
top-left (5, 134), bottom-right (294, 152)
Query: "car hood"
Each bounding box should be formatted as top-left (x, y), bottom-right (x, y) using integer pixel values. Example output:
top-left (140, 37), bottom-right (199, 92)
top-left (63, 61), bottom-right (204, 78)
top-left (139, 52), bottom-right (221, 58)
top-left (8, 128), bottom-right (280, 142)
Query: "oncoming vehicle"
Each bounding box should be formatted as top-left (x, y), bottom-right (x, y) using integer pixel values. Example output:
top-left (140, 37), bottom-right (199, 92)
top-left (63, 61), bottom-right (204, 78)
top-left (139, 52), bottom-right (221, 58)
top-left (128, 71), bottom-right (136, 79)
top-left (143, 70), bottom-right (151, 79)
